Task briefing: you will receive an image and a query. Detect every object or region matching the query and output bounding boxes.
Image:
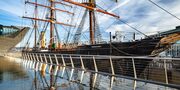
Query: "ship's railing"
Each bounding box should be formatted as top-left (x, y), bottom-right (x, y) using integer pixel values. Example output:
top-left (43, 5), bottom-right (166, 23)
top-left (21, 52), bottom-right (180, 89)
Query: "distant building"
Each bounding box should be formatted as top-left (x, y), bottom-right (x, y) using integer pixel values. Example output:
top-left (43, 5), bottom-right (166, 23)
top-left (0, 25), bottom-right (29, 56)
top-left (165, 42), bottom-right (180, 57)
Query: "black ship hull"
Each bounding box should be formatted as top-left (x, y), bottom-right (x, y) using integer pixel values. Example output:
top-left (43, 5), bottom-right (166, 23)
top-left (59, 37), bottom-right (166, 56)
top-left (58, 26), bottom-right (180, 56)
top-left (45, 36), bottom-right (177, 77)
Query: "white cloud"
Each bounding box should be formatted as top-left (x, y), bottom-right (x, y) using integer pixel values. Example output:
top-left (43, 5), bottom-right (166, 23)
top-left (1, 0), bottom-right (180, 44)
top-left (0, 0), bottom-right (24, 16)
top-left (109, 0), bottom-right (130, 13)
top-left (105, 0), bottom-right (180, 35)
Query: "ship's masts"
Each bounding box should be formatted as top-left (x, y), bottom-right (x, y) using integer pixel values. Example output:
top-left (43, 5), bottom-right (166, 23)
top-left (50, 0), bottom-right (55, 49)
top-left (89, 0), bottom-right (95, 44)
top-left (34, 0), bottom-right (38, 49)
top-left (63, 0), bottom-right (120, 45)
top-left (34, 0), bottom-right (38, 89)
top-left (50, 0), bottom-right (55, 87)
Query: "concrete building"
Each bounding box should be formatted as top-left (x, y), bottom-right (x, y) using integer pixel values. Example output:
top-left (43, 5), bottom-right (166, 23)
top-left (0, 25), bottom-right (29, 56)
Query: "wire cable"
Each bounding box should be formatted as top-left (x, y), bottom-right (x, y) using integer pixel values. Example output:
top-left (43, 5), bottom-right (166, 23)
top-left (118, 19), bottom-right (149, 37)
top-left (149, 0), bottom-right (180, 21)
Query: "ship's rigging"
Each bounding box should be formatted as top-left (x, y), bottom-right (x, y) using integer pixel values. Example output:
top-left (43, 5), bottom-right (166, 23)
top-left (22, 0), bottom-right (180, 53)
top-left (23, 0), bottom-right (120, 50)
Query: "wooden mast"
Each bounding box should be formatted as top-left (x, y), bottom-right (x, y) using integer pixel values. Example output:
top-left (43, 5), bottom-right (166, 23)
top-left (89, 0), bottom-right (95, 44)
top-left (62, 0), bottom-right (120, 45)
top-left (49, 0), bottom-right (55, 49)
top-left (34, 1), bottom-right (38, 90)
top-left (34, 0), bottom-right (38, 49)
top-left (49, 1), bottom-right (55, 88)
top-left (23, 0), bottom-right (74, 50)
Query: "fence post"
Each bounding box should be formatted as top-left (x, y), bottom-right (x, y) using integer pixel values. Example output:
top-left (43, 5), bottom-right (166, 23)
top-left (61, 55), bottom-right (66, 77)
top-left (39, 54), bottom-right (43, 70)
top-left (35, 53), bottom-right (39, 61)
top-left (29, 53), bottom-right (33, 69)
top-left (54, 54), bottom-right (59, 76)
top-left (44, 54), bottom-right (48, 63)
top-left (49, 54), bottom-right (53, 74)
top-left (110, 56), bottom-right (115, 89)
top-left (27, 53), bottom-right (30, 68)
top-left (31, 53), bottom-right (34, 69)
top-left (92, 56), bottom-right (98, 88)
top-left (80, 55), bottom-right (85, 83)
top-left (69, 55), bottom-right (74, 81)
top-left (164, 60), bottom-right (168, 84)
top-left (132, 58), bottom-right (137, 90)
top-left (35, 53), bottom-right (39, 71)
top-left (41, 54), bottom-right (47, 77)
top-left (23, 53), bottom-right (27, 67)
top-left (54, 54), bottom-right (59, 65)
top-left (32, 53), bottom-right (36, 70)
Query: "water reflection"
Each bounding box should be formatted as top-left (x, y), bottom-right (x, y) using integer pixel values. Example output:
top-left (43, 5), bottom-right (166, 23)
top-left (0, 56), bottom-right (178, 90)
top-left (0, 56), bottom-right (29, 89)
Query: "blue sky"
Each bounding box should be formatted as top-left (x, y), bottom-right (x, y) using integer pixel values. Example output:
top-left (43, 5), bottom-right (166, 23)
top-left (0, 9), bottom-right (22, 25)
top-left (0, 0), bottom-right (180, 47)
top-left (0, 0), bottom-right (24, 25)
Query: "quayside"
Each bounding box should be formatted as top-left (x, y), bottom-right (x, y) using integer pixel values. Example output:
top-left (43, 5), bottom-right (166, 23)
top-left (20, 0), bottom-right (180, 90)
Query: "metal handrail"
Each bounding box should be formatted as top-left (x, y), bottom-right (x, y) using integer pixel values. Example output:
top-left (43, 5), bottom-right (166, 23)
top-left (23, 52), bottom-right (180, 60)
top-left (22, 52), bottom-right (180, 89)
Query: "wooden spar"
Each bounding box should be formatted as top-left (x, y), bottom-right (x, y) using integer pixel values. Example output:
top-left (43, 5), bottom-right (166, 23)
top-left (25, 1), bottom-right (74, 15)
top-left (54, 1), bottom-right (72, 7)
top-left (54, 8), bottom-right (74, 15)
top-left (62, 0), bottom-right (120, 18)
top-left (22, 16), bottom-right (74, 27)
top-left (89, 0), bottom-right (95, 44)
top-left (25, 1), bottom-right (51, 8)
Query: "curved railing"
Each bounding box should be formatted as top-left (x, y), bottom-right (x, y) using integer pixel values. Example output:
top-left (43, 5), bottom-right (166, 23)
top-left (22, 52), bottom-right (180, 89)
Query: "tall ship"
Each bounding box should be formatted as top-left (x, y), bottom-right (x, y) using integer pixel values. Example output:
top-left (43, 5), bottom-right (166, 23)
top-left (0, 24), bottom-right (29, 56)
top-left (21, 0), bottom-right (180, 86)
top-left (22, 0), bottom-right (180, 56)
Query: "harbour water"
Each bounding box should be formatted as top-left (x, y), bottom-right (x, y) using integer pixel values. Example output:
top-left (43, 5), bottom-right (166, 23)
top-left (0, 56), bottom-right (179, 90)
top-left (0, 56), bottom-right (32, 90)
top-left (0, 56), bottom-right (89, 90)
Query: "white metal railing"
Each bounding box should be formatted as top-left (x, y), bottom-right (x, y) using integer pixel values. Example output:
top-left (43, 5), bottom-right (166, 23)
top-left (21, 52), bottom-right (180, 89)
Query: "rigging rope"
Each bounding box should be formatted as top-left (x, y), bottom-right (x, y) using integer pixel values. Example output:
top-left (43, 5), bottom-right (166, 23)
top-left (118, 20), bottom-right (149, 38)
top-left (54, 11), bottom-right (61, 43)
top-left (73, 9), bottom-right (88, 44)
top-left (68, 6), bottom-right (89, 44)
top-left (54, 24), bottom-right (61, 43)
top-left (25, 24), bottom-right (34, 48)
top-left (68, 6), bottom-right (83, 41)
top-left (64, 5), bottom-right (76, 44)
top-left (149, 0), bottom-right (180, 21)
top-left (94, 12), bottom-right (102, 43)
